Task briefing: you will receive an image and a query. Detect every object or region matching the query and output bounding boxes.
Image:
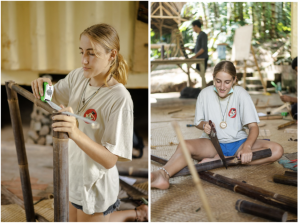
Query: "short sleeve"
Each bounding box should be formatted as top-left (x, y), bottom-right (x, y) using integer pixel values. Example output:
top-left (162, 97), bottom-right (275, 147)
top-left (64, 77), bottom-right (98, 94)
top-left (51, 70), bottom-right (74, 107)
top-left (101, 109), bottom-right (133, 162)
top-left (194, 92), bottom-right (205, 126)
top-left (239, 89), bottom-right (260, 126)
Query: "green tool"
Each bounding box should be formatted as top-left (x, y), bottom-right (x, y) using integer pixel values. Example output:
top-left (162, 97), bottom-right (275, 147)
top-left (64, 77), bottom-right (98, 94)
top-left (40, 82), bottom-right (54, 102)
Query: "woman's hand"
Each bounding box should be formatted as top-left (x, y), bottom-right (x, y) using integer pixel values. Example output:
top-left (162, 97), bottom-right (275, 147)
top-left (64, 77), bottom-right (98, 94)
top-left (237, 146), bottom-right (253, 164)
top-left (204, 122), bottom-right (215, 135)
top-left (31, 77), bottom-right (52, 99)
top-left (52, 105), bottom-right (79, 140)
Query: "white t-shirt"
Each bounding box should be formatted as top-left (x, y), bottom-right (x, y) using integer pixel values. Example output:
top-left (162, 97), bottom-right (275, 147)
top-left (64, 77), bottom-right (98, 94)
top-left (52, 67), bottom-right (133, 214)
top-left (194, 85), bottom-right (260, 143)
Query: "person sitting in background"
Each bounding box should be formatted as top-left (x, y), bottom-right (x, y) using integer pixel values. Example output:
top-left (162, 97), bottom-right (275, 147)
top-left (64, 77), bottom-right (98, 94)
top-left (280, 57), bottom-right (297, 120)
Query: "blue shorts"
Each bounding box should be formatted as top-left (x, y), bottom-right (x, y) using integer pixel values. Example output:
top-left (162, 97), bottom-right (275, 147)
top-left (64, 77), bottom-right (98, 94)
top-left (71, 199), bottom-right (120, 216)
top-left (219, 139), bottom-right (247, 156)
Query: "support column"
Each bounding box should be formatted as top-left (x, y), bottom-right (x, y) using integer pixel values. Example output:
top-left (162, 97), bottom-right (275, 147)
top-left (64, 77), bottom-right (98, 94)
top-left (5, 81), bottom-right (36, 222)
top-left (52, 112), bottom-right (69, 222)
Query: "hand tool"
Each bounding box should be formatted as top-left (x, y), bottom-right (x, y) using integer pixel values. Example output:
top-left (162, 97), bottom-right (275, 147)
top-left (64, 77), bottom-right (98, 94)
top-left (40, 82), bottom-right (100, 129)
top-left (208, 120), bottom-right (228, 169)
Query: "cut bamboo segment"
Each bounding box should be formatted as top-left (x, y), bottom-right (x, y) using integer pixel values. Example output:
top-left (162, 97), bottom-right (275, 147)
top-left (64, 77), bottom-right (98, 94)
top-left (235, 199), bottom-right (288, 222)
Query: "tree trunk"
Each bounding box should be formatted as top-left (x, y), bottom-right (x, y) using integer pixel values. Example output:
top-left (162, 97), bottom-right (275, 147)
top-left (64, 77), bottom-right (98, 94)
top-left (261, 2), bottom-right (267, 39)
top-left (239, 2), bottom-right (244, 22)
top-left (201, 2), bottom-right (208, 29)
top-left (251, 3), bottom-right (256, 38)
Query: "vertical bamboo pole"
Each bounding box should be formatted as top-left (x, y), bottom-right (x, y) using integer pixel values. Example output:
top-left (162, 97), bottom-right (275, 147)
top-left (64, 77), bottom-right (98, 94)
top-left (5, 81), bottom-right (36, 222)
top-left (187, 64), bottom-right (191, 87)
top-left (243, 59), bottom-right (247, 89)
top-left (251, 45), bottom-right (267, 92)
top-left (172, 121), bottom-right (215, 221)
top-left (52, 112), bottom-right (69, 222)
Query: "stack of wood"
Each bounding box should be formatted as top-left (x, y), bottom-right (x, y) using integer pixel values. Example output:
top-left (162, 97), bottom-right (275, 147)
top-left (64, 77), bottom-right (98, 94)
top-left (27, 104), bottom-right (53, 145)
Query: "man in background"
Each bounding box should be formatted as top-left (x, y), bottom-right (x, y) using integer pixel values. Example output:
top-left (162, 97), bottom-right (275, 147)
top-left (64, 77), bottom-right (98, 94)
top-left (186, 20), bottom-right (209, 72)
top-left (280, 57), bottom-right (297, 120)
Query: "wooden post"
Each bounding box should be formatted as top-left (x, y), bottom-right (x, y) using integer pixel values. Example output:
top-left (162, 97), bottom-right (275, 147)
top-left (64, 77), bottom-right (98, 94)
top-left (5, 81), bottom-right (36, 222)
top-left (251, 45), bottom-right (267, 92)
top-left (243, 59), bottom-right (247, 89)
top-left (52, 113), bottom-right (69, 222)
top-left (172, 121), bottom-right (215, 222)
top-left (235, 199), bottom-right (288, 221)
top-left (199, 60), bottom-right (206, 88)
top-left (187, 64), bottom-right (191, 87)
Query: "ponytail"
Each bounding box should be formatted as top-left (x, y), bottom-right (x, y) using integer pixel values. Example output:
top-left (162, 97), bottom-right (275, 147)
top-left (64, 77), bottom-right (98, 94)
top-left (113, 53), bottom-right (128, 85)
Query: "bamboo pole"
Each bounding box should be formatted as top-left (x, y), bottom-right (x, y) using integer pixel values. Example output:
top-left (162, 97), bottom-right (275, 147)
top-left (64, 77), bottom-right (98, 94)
top-left (273, 174), bottom-right (297, 186)
top-left (151, 148), bottom-right (272, 177)
top-left (243, 59), bottom-right (247, 89)
top-left (250, 45), bottom-right (267, 92)
top-left (5, 81), bottom-right (36, 222)
top-left (52, 113), bottom-right (69, 222)
top-left (7, 81), bottom-right (54, 113)
top-left (235, 199), bottom-right (288, 221)
top-left (171, 121), bottom-right (215, 222)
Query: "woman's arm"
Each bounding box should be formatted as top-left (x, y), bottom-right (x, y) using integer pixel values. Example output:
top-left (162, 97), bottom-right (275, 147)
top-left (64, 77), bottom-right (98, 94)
top-left (237, 122), bottom-right (259, 164)
top-left (52, 106), bottom-right (118, 169)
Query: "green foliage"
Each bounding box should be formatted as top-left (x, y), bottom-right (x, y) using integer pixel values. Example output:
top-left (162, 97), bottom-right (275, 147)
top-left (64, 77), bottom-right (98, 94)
top-left (151, 2), bottom-right (292, 61)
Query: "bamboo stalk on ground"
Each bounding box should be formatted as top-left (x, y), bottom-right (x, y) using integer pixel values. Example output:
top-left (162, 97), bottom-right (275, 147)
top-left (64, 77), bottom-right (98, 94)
top-left (235, 199), bottom-right (288, 221)
top-left (273, 174), bottom-right (297, 186)
top-left (152, 157), bottom-right (297, 214)
top-left (151, 148), bottom-right (272, 177)
top-left (171, 121), bottom-right (215, 222)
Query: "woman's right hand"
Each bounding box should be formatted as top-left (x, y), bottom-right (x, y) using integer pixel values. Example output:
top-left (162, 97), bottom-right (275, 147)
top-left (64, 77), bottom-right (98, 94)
top-left (31, 78), bottom-right (52, 99)
top-left (204, 122), bottom-right (215, 135)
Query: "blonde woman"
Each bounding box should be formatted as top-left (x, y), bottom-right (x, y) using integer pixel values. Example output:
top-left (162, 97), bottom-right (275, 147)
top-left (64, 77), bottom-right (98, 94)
top-left (151, 61), bottom-right (284, 190)
top-left (32, 24), bottom-right (147, 222)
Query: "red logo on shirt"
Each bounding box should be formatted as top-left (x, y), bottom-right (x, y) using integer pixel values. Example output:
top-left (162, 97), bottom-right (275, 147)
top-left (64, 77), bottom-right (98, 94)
top-left (83, 109), bottom-right (97, 124)
top-left (228, 108), bottom-right (237, 118)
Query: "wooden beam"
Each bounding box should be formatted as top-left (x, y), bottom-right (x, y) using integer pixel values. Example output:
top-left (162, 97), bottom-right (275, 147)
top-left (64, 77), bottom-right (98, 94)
top-left (162, 5), bottom-right (179, 24)
top-left (159, 2), bottom-right (162, 16)
top-left (164, 2), bottom-right (180, 16)
top-left (151, 15), bottom-right (188, 21)
top-left (151, 5), bottom-right (160, 16)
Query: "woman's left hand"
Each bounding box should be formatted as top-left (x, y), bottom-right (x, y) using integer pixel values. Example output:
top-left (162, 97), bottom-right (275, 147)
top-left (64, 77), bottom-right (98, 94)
top-left (237, 146), bottom-right (253, 164)
top-left (52, 105), bottom-right (79, 140)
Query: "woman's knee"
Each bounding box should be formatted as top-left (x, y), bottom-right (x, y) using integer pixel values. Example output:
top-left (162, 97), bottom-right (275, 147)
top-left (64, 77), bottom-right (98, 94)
top-left (270, 143), bottom-right (284, 161)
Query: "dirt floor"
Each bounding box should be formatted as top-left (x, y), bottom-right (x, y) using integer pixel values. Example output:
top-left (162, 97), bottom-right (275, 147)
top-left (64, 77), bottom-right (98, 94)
top-left (151, 91), bottom-right (297, 222)
top-left (1, 124), bottom-right (148, 221)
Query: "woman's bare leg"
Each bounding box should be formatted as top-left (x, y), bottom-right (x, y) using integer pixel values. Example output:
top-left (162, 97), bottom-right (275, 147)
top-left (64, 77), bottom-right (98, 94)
top-left (109, 205), bottom-right (148, 222)
top-left (151, 138), bottom-right (217, 189)
top-left (77, 210), bottom-right (110, 222)
top-left (69, 201), bottom-right (77, 222)
top-left (235, 140), bottom-right (284, 165)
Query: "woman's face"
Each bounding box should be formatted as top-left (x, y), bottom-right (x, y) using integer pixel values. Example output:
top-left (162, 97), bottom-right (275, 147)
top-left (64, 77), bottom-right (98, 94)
top-left (79, 34), bottom-right (112, 79)
top-left (214, 71), bottom-right (236, 98)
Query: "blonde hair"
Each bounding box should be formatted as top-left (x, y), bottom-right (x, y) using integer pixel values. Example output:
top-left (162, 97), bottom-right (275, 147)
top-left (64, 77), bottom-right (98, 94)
top-left (213, 61), bottom-right (238, 86)
top-left (80, 23), bottom-right (129, 85)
